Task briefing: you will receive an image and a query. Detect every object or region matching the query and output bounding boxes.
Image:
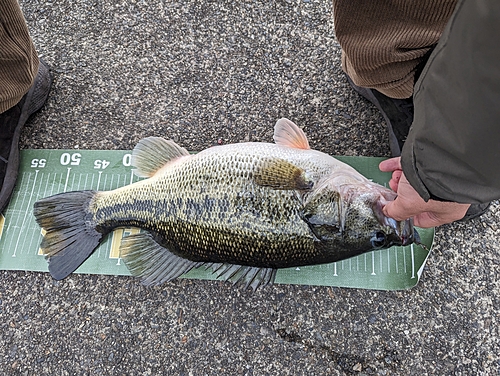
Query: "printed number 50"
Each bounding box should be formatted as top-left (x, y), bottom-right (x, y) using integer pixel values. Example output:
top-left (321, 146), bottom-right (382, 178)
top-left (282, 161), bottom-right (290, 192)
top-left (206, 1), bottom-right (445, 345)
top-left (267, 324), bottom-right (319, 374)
top-left (60, 152), bottom-right (81, 166)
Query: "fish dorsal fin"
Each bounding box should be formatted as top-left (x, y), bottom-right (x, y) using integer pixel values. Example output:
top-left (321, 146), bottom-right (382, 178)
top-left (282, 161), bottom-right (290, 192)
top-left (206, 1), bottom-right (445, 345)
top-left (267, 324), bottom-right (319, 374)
top-left (254, 157), bottom-right (314, 191)
top-left (273, 118), bottom-right (310, 150)
top-left (120, 232), bottom-right (203, 286)
top-left (132, 136), bottom-right (190, 178)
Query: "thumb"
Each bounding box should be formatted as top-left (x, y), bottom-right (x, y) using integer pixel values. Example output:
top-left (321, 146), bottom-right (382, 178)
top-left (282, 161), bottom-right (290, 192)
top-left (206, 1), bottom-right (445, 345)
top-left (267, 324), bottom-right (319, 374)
top-left (382, 198), bottom-right (413, 221)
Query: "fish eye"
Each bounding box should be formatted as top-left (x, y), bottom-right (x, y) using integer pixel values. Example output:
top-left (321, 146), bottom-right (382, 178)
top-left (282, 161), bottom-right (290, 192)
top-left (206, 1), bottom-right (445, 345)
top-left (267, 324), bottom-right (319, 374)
top-left (370, 231), bottom-right (387, 249)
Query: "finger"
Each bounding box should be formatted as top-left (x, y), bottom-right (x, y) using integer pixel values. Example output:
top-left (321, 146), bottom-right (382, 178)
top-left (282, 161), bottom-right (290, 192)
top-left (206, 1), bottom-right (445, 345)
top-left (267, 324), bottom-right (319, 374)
top-left (379, 157), bottom-right (402, 172)
top-left (388, 178), bottom-right (398, 192)
top-left (387, 170), bottom-right (402, 191)
top-left (392, 170), bottom-right (402, 182)
top-left (391, 170), bottom-right (402, 186)
top-left (382, 198), bottom-right (420, 221)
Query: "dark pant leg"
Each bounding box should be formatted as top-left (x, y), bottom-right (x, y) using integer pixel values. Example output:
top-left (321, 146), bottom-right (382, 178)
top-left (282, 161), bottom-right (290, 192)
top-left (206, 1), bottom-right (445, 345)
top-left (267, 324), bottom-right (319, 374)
top-left (0, 0), bottom-right (39, 113)
top-left (332, 0), bottom-right (457, 98)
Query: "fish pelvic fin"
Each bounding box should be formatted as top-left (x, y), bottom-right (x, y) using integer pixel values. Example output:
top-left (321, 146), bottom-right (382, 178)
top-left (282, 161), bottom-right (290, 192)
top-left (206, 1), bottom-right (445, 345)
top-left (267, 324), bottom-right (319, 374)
top-left (33, 191), bottom-right (104, 280)
top-left (273, 118), bottom-right (310, 150)
top-left (254, 158), bottom-right (314, 191)
top-left (120, 232), bottom-right (203, 286)
top-left (132, 136), bottom-right (190, 178)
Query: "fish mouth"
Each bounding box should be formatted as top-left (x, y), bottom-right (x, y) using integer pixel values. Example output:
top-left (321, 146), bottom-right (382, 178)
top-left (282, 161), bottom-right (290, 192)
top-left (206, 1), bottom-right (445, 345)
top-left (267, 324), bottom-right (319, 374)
top-left (397, 218), bottom-right (419, 246)
top-left (373, 201), bottom-right (418, 247)
top-left (380, 216), bottom-right (418, 247)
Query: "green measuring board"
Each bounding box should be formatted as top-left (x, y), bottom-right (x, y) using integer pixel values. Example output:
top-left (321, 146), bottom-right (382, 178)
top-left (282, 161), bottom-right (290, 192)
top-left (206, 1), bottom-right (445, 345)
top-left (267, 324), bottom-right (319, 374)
top-left (0, 149), bottom-right (433, 290)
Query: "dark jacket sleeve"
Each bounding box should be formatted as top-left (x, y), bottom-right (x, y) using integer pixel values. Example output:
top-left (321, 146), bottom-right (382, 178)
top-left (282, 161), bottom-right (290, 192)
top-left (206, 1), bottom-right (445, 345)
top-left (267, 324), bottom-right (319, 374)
top-left (401, 0), bottom-right (500, 205)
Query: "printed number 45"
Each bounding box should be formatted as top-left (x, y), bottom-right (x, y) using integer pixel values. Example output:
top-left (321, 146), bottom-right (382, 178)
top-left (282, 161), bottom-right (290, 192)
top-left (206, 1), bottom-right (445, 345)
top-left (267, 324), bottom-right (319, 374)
top-left (94, 160), bottom-right (110, 169)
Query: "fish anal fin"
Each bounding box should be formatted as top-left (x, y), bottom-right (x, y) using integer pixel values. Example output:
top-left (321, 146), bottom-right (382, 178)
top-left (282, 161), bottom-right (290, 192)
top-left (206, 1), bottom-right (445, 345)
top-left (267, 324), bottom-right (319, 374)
top-left (273, 118), bottom-right (310, 150)
top-left (132, 137), bottom-right (190, 178)
top-left (208, 263), bottom-right (277, 290)
top-left (254, 158), bottom-right (313, 191)
top-left (121, 234), bottom-right (277, 290)
top-left (120, 232), bottom-right (202, 286)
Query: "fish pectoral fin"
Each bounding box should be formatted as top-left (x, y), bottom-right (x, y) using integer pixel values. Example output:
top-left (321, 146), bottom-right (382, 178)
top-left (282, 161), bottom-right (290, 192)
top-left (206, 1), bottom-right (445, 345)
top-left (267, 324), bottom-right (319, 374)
top-left (254, 158), bottom-right (314, 191)
top-left (206, 263), bottom-right (277, 291)
top-left (132, 136), bottom-right (190, 178)
top-left (273, 118), bottom-right (310, 150)
top-left (120, 232), bottom-right (202, 286)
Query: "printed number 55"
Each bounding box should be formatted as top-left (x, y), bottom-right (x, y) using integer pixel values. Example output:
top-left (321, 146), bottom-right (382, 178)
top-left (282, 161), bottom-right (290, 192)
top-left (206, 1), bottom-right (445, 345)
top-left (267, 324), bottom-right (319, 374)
top-left (31, 159), bottom-right (46, 168)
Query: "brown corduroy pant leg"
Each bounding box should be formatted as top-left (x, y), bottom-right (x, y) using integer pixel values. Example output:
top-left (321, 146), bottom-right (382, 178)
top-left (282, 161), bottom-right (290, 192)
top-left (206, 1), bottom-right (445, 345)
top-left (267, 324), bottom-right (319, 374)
top-left (332, 0), bottom-right (458, 99)
top-left (0, 0), bottom-right (39, 114)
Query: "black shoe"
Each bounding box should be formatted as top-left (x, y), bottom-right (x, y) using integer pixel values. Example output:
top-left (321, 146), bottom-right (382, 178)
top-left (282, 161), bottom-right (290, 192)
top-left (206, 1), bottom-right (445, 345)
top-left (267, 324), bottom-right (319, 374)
top-left (0, 59), bottom-right (52, 213)
top-left (346, 74), bottom-right (413, 157)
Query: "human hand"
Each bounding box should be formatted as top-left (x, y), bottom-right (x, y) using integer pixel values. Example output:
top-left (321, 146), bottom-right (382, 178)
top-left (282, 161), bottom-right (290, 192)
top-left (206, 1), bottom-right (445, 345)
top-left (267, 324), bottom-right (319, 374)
top-left (378, 157), bottom-right (470, 228)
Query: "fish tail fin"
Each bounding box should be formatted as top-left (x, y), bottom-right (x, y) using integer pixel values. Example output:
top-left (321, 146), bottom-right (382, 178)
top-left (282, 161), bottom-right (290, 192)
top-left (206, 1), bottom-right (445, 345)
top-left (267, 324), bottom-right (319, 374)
top-left (33, 191), bottom-right (105, 280)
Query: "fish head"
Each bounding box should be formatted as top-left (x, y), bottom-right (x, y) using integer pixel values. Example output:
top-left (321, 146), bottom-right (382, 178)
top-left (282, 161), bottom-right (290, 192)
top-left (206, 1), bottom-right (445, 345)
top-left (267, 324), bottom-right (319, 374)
top-left (302, 175), bottom-right (418, 255)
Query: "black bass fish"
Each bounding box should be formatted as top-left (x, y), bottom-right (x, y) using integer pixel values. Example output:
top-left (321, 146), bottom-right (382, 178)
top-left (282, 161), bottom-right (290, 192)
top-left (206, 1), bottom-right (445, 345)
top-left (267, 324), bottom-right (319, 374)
top-left (34, 118), bottom-right (418, 289)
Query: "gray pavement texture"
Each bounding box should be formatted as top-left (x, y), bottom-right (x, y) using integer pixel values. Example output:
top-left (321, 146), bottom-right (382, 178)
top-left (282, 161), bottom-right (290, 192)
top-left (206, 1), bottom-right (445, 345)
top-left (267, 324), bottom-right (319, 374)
top-left (1, 0), bottom-right (498, 375)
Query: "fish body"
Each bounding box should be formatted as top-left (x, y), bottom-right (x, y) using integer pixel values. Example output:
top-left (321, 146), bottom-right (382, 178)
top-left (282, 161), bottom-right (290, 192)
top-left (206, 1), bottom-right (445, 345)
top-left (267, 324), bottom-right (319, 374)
top-left (34, 119), bottom-right (417, 289)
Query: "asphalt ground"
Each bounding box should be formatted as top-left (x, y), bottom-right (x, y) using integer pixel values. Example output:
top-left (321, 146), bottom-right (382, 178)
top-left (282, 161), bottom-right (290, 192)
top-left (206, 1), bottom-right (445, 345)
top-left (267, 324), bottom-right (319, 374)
top-left (1, 0), bottom-right (498, 374)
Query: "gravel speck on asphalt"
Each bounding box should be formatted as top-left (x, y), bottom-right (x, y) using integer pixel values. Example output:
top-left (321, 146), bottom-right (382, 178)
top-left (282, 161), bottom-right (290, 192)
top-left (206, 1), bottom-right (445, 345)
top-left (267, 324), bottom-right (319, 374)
top-left (1, 1), bottom-right (498, 374)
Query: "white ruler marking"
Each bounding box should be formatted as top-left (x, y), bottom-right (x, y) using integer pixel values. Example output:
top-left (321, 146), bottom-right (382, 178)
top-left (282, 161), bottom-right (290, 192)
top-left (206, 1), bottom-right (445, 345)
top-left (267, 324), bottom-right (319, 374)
top-left (13, 170), bottom-right (39, 257)
top-left (26, 171), bottom-right (45, 255)
top-left (411, 244), bottom-right (416, 279)
top-left (63, 168), bottom-right (71, 192)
